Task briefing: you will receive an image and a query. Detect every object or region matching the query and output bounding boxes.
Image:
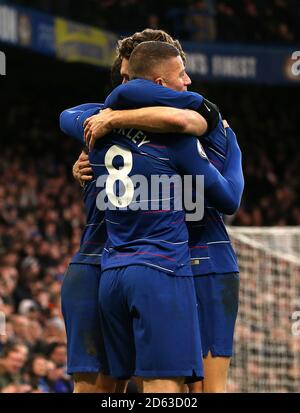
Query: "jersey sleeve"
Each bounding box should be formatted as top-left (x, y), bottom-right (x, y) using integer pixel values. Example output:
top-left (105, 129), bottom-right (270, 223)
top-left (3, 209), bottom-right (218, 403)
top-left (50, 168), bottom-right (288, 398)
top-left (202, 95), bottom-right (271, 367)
top-left (59, 103), bottom-right (103, 143)
top-left (104, 79), bottom-right (204, 111)
top-left (169, 127), bottom-right (244, 215)
top-left (104, 79), bottom-right (220, 134)
top-left (200, 115), bottom-right (228, 163)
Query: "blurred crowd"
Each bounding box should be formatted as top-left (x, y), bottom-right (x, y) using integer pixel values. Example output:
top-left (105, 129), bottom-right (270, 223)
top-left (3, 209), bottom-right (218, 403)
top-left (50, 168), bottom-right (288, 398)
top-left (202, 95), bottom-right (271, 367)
top-left (10, 0), bottom-right (300, 43)
top-left (0, 101), bottom-right (84, 392)
top-left (226, 238), bottom-right (300, 392)
top-left (219, 84), bottom-right (300, 226)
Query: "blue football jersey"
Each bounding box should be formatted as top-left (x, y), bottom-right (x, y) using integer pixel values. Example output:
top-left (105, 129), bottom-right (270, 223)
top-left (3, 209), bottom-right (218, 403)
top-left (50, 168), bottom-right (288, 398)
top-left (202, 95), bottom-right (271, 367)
top-left (60, 104), bottom-right (106, 265)
top-left (89, 123), bottom-right (242, 275)
top-left (104, 79), bottom-right (244, 274)
top-left (190, 121), bottom-right (240, 274)
top-left (60, 82), bottom-right (244, 274)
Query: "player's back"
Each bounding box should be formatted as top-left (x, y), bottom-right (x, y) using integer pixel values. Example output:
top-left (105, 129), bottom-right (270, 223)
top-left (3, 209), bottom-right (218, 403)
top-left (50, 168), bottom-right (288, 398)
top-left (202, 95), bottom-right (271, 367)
top-left (89, 129), bottom-right (192, 276)
top-left (70, 180), bottom-right (106, 265)
top-left (60, 103), bottom-right (107, 267)
top-left (188, 116), bottom-right (239, 274)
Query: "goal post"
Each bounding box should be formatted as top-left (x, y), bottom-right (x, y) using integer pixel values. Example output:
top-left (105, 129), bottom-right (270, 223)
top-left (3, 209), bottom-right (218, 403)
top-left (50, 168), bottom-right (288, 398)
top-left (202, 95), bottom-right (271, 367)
top-left (227, 227), bottom-right (300, 393)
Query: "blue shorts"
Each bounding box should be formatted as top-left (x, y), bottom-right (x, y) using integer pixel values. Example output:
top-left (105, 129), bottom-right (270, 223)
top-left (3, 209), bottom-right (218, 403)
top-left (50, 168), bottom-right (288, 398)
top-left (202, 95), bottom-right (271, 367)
top-left (194, 272), bottom-right (239, 357)
top-left (61, 263), bottom-right (107, 374)
top-left (99, 265), bottom-right (203, 380)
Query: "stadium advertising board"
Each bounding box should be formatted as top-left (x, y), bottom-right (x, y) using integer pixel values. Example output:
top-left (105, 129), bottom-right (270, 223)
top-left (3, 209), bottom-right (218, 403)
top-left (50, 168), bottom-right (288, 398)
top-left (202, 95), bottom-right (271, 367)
top-left (0, 2), bottom-right (299, 85)
top-left (54, 18), bottom-right (117, 68)
top-left (184, 42), bottom-right (300, 85)
top-left (0, 3), bottom-right (55, 55)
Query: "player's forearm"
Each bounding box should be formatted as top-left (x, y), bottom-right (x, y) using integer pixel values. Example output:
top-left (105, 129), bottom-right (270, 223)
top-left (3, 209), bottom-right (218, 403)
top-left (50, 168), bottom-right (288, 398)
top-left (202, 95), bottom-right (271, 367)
top-left (108, 107), bottom-right (207, 135)
top-left (173, 133), bottom-right (243, 215)
top-left (104, 79), bottom-right (210, 136)
top-left (182, 109), bottom-right (208, 135)
top-left (205, 175), bottom-right (243, 215)
top-left (212, 128), bottom-right (244, 213)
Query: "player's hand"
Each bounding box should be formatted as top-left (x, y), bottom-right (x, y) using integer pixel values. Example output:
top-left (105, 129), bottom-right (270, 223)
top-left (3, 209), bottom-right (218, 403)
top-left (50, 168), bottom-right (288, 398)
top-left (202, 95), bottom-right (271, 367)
top-left (223, 119), bottom-right (230, 128)
top-left (72, 151), bottom-right (93, 187)
top-left (84, 108), bottom-right (113, 150)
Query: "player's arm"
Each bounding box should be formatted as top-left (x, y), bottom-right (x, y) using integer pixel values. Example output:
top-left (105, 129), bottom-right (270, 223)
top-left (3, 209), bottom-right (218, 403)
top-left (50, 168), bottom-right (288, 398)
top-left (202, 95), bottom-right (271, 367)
top-left (60, 104), bottom-right (99, 185)
top-left (59, 103), bottom-right (103, 142)
top-left (84, 79), bottom-right (219, 149)
top-left (104, 79), bottom-right (219, 135)
top-left (105, 79), bottom-right (203, 109)
top-left (84, 106), bottom-right (203, 149)
top-left (170, 127), bottom-right (244, 215)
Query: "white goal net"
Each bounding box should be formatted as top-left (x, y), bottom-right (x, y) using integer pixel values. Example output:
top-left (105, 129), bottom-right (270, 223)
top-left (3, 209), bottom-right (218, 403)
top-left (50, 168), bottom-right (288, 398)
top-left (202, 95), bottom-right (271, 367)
top-left (227, 227), bottom-right (300, 393)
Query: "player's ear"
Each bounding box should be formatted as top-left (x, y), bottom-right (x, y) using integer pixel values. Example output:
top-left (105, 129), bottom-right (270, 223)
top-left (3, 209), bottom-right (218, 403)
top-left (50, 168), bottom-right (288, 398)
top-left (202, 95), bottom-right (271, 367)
top-left (155, 77), bottom-right (164, 86)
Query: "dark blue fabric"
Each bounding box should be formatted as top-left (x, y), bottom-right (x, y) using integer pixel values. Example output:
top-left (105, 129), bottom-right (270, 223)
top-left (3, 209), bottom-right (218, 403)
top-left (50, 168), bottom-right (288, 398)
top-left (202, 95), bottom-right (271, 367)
top-left (61, 264), bottom-right (108, 374)
top-left (194, 272), bottom-right (239, 357)
top-left (99, 265), bottom-right (203, 379)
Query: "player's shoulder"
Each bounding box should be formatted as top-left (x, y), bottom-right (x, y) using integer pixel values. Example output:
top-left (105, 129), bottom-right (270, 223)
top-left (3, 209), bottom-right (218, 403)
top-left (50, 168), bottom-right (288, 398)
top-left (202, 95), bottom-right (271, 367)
top-left (166, 135), bottom-right (210, 171)
top-left (117, 78), bottom-right (156, 92)
top-left (165, 134), bottom-right (201, 157)
top-left (129, 79), bottom-right (203, 98)
top-left (169, 133), bottom-right (199, 147)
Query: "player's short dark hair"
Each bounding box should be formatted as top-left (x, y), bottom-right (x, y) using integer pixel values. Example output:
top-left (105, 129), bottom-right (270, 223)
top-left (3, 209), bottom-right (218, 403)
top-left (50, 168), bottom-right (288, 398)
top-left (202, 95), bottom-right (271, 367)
top-left (128, 41), bottom-right (180, 80)
top-left (110, 29), bottom-right (186, 87)
top-left (117, 29), bottom-right (186, 63)
top-left (111, 55), bottom-right (123, 88)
